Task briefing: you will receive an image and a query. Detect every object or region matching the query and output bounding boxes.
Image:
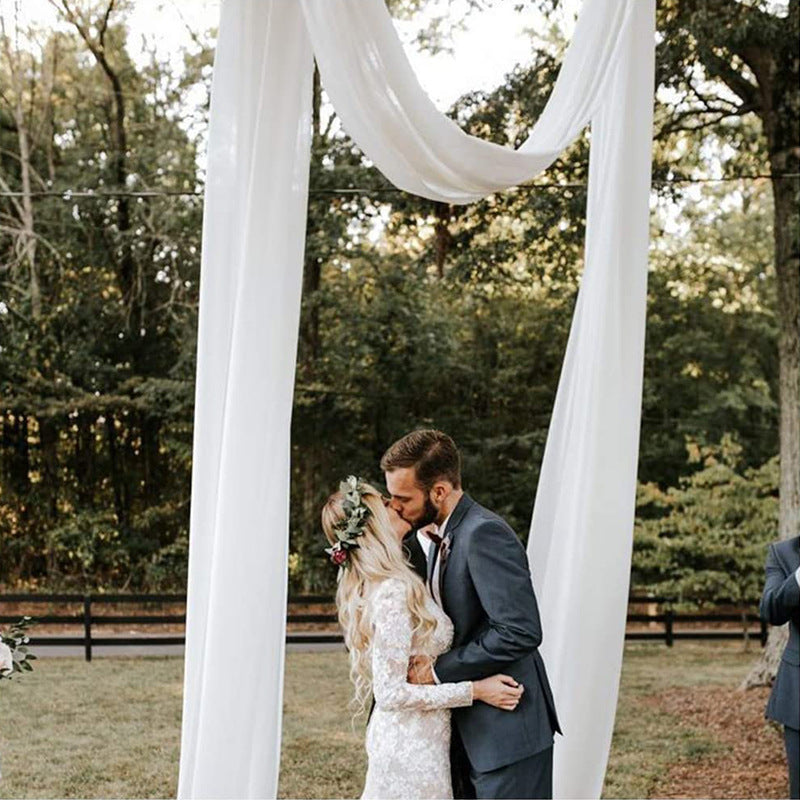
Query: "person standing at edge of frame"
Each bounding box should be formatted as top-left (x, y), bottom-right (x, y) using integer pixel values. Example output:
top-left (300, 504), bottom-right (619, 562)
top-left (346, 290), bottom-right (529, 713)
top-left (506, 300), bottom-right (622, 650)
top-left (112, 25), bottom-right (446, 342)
top-left (760, 533), bottom-right (800, 799)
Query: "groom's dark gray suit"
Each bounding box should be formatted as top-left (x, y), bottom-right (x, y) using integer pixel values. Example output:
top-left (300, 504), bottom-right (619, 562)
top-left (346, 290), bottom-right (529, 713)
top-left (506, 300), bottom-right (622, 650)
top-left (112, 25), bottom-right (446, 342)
top-left (429, 492), bottom-right (561, 799)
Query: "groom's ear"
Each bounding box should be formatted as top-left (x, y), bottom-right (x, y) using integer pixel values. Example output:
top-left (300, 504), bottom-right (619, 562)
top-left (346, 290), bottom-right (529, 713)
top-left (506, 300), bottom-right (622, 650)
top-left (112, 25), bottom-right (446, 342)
top-left (430, 481), bottom-right (450, 504)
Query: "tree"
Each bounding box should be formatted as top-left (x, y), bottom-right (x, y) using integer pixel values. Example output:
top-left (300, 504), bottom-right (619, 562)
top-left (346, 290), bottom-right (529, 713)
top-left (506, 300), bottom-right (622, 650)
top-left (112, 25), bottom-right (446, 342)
top-left (0, 1), bottom-right (209, 590)
top-left (633, 436), bottom-right (778, 608)
top-left (657, 0), bottom-right (798, 545)
top-left (651, 0), bottom-right (800, 686)
top-left (287, 15), bottom-right (782, 590)
top-left (0, 0), bottom-right (787, 602)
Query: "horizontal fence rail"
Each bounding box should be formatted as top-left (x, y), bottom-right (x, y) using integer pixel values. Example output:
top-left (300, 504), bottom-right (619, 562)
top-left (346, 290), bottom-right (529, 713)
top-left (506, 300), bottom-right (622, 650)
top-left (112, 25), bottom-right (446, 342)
top-left (0, 593), bottom-right (770, 661)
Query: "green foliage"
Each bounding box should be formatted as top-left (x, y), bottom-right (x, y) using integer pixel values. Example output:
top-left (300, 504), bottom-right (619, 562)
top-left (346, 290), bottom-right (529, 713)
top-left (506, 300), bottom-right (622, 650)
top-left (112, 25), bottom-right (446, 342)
top-left (0, 1), bottom-right (784, 597)
top-left (0, 8), bottom-right (206, 590)
top-left (641, 179), bottom-right (778, 487)
top-left (633, 436), bottom-right (778, 608)
top-left (0, 616), bottom-right (37, 680)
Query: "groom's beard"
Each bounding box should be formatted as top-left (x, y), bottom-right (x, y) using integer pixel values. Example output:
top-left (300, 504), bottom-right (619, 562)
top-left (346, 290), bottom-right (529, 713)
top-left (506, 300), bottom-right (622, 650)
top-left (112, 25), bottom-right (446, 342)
top-left (413, 495), bottom-right (440, 529)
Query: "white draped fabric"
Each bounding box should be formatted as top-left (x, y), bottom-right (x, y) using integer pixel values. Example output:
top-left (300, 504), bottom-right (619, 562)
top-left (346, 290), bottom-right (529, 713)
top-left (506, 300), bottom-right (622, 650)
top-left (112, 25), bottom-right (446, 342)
top-left (177, 0), bottom-right (655, 797)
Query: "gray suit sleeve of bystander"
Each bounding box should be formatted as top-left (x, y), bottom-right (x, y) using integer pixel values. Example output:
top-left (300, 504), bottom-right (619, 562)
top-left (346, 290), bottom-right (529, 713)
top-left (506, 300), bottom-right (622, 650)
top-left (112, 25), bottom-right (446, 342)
top-left (760, 543), bottom-right (800, 626)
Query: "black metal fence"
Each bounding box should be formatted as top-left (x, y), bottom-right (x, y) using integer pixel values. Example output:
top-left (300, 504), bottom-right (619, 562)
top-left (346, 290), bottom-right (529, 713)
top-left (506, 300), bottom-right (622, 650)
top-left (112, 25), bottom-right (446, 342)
top-left (0, 593), bottom-right (769, 661)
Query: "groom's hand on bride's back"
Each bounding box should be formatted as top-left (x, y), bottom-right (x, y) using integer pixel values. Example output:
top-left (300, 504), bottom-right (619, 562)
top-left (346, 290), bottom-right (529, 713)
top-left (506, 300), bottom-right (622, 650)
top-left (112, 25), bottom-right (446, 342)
top-left (407, 654), bottom-right (436, 685)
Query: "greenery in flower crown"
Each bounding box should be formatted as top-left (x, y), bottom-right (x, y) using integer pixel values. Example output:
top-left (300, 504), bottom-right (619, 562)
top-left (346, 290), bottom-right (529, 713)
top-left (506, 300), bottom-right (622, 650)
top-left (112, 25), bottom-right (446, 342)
top-left (324, 476), bottom-right (372, 570)
top-left (0, 616), bottom-right (37, 680)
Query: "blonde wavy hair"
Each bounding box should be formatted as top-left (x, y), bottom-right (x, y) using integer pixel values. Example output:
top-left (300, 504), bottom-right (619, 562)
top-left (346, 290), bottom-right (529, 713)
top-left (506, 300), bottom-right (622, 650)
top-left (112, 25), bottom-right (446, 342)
top-left (321, 480), bottom-right (438, 719)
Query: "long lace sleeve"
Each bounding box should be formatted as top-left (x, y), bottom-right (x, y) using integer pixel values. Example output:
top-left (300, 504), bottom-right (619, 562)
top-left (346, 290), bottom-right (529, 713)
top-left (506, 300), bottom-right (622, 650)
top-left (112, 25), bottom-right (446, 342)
top-left (370, 579), bottom-right (473, 712)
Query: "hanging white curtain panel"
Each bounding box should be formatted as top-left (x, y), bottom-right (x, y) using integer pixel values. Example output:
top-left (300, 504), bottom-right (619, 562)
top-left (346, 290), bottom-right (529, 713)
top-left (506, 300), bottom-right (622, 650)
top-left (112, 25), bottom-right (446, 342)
top-left (177, 0), bottom-right (655, 797)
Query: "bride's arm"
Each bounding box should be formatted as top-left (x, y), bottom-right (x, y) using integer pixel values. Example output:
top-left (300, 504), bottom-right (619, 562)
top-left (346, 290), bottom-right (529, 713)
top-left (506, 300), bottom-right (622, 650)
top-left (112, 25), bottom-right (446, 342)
top-left (371, 579), bottom-right (473, 712)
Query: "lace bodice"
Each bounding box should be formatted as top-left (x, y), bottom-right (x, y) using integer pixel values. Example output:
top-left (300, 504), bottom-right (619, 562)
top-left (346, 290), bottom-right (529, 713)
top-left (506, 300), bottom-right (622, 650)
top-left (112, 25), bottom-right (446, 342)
top-left (360, 577), bottom-right (472, 799)
top-left (369, 577), bottom-right (472, 711)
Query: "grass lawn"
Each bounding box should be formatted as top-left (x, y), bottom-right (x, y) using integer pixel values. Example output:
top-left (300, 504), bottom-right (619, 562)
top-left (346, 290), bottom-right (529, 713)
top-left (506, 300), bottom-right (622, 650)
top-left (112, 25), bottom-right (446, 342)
top-left (0, 642), bottom-right (785, 798)
top-left (0, 655), bottom-right (184, 798)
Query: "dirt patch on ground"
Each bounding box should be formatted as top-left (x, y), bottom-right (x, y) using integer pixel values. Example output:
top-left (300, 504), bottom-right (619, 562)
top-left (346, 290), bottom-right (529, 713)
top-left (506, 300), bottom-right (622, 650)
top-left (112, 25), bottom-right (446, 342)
top-left (648, 685), bottom-right (787, 798)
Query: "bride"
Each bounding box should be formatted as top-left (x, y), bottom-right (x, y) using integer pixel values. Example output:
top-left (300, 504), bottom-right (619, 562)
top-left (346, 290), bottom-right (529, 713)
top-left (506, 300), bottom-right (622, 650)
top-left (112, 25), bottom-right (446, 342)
top-left (322, 476), bottom-right (524, 800)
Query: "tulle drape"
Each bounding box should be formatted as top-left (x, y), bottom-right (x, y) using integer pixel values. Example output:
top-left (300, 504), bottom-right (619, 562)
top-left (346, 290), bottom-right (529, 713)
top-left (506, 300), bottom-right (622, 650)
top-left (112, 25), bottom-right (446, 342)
top-left (178, 0), bottom-right (655, 797)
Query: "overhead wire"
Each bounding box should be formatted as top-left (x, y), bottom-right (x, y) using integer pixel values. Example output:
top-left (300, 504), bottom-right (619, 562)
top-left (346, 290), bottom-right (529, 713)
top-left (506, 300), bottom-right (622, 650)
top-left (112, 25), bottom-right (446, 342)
top-left (0, 173), bottom-right (796, 200)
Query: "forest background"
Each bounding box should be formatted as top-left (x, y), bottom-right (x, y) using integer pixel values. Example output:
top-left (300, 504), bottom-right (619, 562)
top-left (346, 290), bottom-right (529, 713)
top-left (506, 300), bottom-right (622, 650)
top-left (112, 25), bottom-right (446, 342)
top-left (0, 0), bottom-right (797, 612)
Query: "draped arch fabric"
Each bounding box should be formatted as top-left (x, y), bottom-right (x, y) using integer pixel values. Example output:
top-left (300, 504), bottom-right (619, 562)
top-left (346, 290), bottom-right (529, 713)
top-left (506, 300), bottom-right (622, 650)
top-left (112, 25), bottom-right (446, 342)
top-left (177, 0), bottom-right (655, 798)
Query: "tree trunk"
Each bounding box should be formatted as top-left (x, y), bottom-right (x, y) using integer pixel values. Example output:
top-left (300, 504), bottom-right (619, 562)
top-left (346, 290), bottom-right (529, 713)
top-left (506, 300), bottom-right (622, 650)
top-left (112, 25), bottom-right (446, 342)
top-left (741, 625), bottom-right (790, 690)
top-left (74, 412), bottom-right (95, 507)
top-left (105, 412), bottom-right (129, 530)
top-left (7, 414), bottom-right (31, 504)
top-left (17, 115), bottom-right (40, 320)
top-left (58, 0), bottom-right (137, 313)
top-left (295, 63), bottom-right (325, 576)
top-left (141, 413), bottom-right (162, 509)
top-left (742, 47), bottom-right (799, 689)
top-left (770, 160), bottom-right (800, 546)
top-left (1, 30), bottom-right (41, 318)
top-left (38, 416), bottom-right (60, 521)
top-left (300, 64), bottom-right (323, 372)
top-left (433, 201), bottom-right (451, 278)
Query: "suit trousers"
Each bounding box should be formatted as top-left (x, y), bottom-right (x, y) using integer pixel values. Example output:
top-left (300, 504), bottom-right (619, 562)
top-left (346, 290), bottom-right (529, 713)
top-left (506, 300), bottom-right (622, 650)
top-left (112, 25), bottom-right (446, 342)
top-left (468, 745), bottom-right (553, 800)
top-left (451, 724), bottom-right (476, 799)
top-left (786, 726), bottom-right (799, 800)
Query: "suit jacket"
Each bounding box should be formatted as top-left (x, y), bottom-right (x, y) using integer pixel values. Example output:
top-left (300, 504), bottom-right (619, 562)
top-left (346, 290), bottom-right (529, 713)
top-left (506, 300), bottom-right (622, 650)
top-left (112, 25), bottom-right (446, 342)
top-left (402, 528), bottom-right (430, 583)
top-left (431, 492), bottom-right (561, 773)
top-left (760, 535), bottom-right (800, 731)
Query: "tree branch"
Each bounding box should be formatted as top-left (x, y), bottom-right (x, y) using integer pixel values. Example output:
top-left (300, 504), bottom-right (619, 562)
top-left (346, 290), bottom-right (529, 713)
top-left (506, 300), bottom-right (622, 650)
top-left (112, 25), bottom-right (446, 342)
top-left (699, 47), bottom-right (759, 109)
top-left (99, 0), bottom-right (116, 47)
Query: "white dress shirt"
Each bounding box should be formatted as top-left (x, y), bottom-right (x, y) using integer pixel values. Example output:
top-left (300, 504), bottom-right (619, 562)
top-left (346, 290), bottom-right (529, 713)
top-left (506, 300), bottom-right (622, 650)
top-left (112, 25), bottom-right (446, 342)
top-left (795, 565), bottom-right (800, 588)
top-left (416, 529), bottom-right (434, 560)
top-left (429, 510), bottom-right (453, 609)
top-left (429, 509), bottom-right (453, 685)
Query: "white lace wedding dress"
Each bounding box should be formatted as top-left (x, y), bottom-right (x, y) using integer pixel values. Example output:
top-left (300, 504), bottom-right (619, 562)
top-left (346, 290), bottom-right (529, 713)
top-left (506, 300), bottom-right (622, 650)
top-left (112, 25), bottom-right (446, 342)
top-left (361, 577), bottom-right (474, 799)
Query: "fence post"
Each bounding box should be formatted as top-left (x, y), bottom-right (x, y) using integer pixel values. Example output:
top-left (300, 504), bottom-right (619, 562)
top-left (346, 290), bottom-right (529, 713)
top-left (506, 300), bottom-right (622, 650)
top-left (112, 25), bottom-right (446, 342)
top-left (83, 595), bottom-right (92, 662)
top-left (665, 609), bottom-right (674, 647)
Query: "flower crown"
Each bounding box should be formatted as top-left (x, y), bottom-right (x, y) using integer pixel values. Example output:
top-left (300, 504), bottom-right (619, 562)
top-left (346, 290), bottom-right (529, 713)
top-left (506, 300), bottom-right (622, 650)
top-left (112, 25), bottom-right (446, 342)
top-left (324, 475), bottom-right (372, 569)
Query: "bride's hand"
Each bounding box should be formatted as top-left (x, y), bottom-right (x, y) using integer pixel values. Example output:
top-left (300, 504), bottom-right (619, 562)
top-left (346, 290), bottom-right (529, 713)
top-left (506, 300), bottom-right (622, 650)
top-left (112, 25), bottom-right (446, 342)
top-left (472, 674), bottom-right (524, 711)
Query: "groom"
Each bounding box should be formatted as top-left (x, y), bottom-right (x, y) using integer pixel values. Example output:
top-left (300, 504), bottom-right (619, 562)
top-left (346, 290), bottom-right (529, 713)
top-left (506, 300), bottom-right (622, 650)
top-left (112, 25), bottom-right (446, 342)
top-left (382, 429), bottom-right (561, 800)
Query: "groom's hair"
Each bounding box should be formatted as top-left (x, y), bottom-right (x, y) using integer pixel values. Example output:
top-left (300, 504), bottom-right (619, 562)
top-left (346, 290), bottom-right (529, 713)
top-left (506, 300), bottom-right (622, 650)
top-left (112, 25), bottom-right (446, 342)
top-left (380, 429), bottom-right (461, 492)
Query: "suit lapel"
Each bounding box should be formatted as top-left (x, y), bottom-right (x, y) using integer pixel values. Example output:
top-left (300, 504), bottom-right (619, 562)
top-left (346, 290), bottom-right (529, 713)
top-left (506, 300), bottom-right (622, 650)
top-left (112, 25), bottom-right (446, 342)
top-left (441, 492), bottom-right (474, 541)
top-left (438, 493), bottom-right (474, 600)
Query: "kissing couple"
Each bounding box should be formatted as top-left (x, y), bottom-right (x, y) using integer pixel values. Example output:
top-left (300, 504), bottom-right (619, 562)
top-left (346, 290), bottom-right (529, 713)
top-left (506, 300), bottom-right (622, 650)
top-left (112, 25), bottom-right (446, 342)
top-left (321, 429), bottom-right (562, 800)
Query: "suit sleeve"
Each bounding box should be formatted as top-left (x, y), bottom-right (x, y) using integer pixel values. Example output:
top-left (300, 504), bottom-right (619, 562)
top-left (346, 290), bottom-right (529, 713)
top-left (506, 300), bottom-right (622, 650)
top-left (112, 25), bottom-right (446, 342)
top-left (759, 543), bottom-right (800, 626)
top-left (434, 521), bottom-right (542, 683)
